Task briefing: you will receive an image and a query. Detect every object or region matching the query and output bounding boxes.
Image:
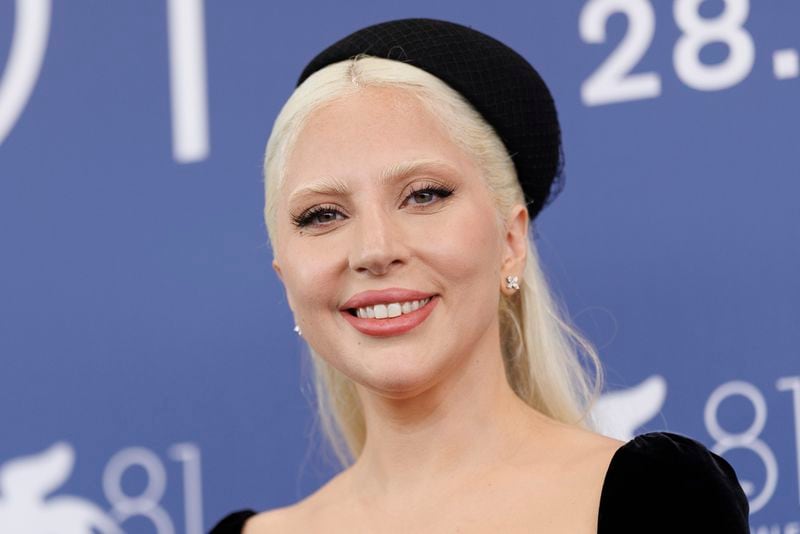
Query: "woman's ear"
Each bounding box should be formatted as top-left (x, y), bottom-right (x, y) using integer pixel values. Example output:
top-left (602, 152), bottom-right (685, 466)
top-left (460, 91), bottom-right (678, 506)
top-left (501, 204), bottom-right (528, 275)
top-left (272, 259), bottom-right (283, 283)
top-left (272, 259), bottom-right (294, 311)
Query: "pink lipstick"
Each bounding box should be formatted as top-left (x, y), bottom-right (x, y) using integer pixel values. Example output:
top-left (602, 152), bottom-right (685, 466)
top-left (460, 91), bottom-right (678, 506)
top-left (339, 293), bottom-right (439, 337)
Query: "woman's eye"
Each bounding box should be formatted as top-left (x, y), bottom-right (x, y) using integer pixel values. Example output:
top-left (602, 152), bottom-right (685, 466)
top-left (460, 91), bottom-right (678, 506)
top-left (403, 185), bottom-right (455, 207)
top-left (292, 206), bottom-right (344, 228)
top-left (409, 191), bottom-right (435, 205)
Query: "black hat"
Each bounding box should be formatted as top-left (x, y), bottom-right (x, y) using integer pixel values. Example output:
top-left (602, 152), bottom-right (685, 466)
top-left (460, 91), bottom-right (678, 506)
top-left (297, 17), bottom-right (565, 222)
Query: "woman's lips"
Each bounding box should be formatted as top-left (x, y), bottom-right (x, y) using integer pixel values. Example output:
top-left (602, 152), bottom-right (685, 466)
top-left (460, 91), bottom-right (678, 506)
top-left (340, 296), bottom-right (439, 337)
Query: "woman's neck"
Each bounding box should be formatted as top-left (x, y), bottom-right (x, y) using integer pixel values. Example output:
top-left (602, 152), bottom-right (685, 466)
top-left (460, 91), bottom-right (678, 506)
top-left (347, 333), bottom-right (554, 512)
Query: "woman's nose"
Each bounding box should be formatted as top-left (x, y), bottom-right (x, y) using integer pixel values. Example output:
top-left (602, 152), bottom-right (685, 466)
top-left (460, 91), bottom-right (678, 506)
top-left (347, 206), bottom-right (408, 276)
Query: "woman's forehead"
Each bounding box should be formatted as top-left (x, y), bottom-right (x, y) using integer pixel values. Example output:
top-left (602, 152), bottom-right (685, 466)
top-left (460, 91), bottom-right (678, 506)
top-left (282, 87), bottom-right (475, 194)
top-left (286, 158), bottom-right (462, 207)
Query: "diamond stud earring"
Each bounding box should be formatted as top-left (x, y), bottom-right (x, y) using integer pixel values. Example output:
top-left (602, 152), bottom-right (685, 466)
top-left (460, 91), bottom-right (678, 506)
top-left (505, 275), bottom-right (520, 291)
top-left (293, 325), bottom-right (302, 336)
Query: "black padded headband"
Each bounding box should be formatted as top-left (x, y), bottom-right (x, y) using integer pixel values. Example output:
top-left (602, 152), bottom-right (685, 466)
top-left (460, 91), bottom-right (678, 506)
top-left (296, 17), bottom-right (565, 222)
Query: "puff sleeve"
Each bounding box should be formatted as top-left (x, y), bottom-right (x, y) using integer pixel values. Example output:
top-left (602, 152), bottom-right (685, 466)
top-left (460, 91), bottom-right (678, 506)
top-left (209, 509), bottom-right (257, 534)
top-left (597, 431), bottom-right (750, 533)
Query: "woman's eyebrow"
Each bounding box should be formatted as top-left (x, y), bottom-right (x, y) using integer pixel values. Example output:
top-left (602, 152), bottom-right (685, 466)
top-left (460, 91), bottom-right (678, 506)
top-left (287, 158), bottom-right (457, 205)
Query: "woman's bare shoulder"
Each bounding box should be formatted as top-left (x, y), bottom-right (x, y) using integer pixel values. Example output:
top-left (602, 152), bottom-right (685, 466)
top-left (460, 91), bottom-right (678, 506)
top-left (241, 502), bottom-right (331, 533)
top-left (556, 424), bottom-right (627, 473)
top-left (242, 474), bottom-right (347, 534)
top-left (241, 504), bottom-right (304, 534)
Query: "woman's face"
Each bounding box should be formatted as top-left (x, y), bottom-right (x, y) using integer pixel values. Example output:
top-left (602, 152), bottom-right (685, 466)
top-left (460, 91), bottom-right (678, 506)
top-left (272, 85), bottom-right (525, 398)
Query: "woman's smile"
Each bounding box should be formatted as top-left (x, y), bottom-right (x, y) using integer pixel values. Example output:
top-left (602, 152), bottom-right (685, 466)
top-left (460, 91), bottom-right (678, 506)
top-left (340, 295), bottom-right (440, 337)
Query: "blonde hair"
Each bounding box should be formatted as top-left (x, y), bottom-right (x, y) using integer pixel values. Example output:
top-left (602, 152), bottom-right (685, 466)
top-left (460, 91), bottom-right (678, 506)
top-left (263, 55), bottom-right (605, 469)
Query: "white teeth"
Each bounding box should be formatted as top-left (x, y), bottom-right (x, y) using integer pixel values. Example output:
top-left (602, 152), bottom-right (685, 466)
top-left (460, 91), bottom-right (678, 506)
top-left (354, 297), bottom-right (431, 319)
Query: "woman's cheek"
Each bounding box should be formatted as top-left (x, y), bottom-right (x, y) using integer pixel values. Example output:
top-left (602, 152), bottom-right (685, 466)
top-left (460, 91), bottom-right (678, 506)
top-left (285, 243), bottom-right (337, 308)
top-left (432, 207), bottom-right (500, 269)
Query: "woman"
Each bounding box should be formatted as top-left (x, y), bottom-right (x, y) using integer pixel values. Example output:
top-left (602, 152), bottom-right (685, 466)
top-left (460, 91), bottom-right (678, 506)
top-left (212, 18), bottom-right (750, 533)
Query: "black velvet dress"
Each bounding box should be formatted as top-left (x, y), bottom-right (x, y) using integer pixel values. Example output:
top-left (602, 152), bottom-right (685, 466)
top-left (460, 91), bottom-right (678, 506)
top-left (209, 431), bottom-right (751, 533)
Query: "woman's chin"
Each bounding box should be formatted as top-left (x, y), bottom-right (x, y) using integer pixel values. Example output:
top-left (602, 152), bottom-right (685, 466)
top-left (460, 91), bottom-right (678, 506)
top-left (348, 360), bottom-right (451, 400)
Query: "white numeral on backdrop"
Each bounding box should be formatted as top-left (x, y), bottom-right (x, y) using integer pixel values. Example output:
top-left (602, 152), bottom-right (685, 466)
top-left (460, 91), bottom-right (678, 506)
top-left (170, 443), bottom-right (204, 534)
top-left (580, 0), bottom-right (661, 106)
top-left (166, 0), bottom-right (210, 163)
top-left (705, 380), bottom-right (779, 514)
top-left (777, 377), bottom-right (800, 507)
top-left (673, 0), bottom-right (755, 90)
top-left (582, 0), bottom-right (756, 105)
top-left (101, 443), bottom-right (205, 533)
top-left (0, 0), bottom-right (51, 147)
top-left (103, 446), bottom-right (176, 533)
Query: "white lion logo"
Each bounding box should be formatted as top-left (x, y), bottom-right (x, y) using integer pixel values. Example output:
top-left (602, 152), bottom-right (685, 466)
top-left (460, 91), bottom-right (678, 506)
top-left (592, 374), bottom-right (668, 441)
top-left (0, 441), bottom-right (122, 534)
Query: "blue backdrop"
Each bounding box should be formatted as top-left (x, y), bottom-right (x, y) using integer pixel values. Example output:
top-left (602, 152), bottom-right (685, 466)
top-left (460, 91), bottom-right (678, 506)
top-left (0, 1), bottom-right (797, 532)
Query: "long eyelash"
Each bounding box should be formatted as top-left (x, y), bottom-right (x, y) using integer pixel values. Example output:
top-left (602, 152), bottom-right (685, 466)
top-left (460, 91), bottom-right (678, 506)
top-left (407, 182), bottom-right (456, 200)
top-left (291, 182), bottom-right (457, 229)
top-left (291, 204), bottom-right (341, 228)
